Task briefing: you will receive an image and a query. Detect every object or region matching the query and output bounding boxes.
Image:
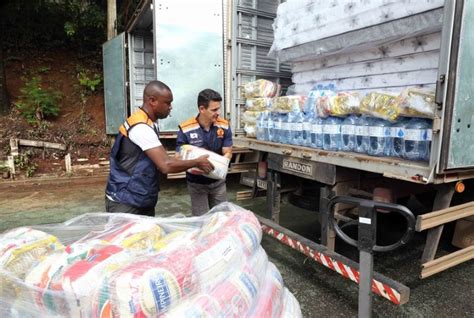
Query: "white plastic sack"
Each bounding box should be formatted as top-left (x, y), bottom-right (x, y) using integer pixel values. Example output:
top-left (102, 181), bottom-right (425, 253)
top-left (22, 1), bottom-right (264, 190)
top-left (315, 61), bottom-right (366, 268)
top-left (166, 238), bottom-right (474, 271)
top-left (179, 144), bottom-right (230, 180)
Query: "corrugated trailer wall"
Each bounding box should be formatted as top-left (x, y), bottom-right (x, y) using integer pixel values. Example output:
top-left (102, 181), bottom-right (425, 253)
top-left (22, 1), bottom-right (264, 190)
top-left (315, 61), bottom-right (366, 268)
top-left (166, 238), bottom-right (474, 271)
top-left (231, 0), bottom-right (292, 134)
top-left (129, 33), bottom-right (154, 114)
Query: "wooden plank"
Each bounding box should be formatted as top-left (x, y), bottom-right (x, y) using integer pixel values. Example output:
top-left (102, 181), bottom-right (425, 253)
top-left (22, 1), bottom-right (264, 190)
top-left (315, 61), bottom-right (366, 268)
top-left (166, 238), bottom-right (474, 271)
top-left (230, 162), bottom-right (257, 170)
top-left (18, 139), bottom-right (66, 151)
top-left (10, 138), bottom-right (19, 156)
top-left (236, 189), bottom-right (266, 201)
top-left (416, 201), bottom-right (474, 231)
top-left (168, 146), bottom-right (253, 156)
top-left (421, 245), bottom-right (474, 279)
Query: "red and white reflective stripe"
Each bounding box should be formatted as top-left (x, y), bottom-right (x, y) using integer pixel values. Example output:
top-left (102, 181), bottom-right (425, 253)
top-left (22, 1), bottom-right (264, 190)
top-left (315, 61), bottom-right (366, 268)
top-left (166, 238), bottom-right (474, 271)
top-left (262, 224), bottom-right (402, 305)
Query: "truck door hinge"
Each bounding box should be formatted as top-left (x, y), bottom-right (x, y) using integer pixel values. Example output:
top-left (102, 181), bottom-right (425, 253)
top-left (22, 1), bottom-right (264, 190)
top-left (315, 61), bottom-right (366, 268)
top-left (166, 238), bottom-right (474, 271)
top-left (432, 117), bottom-right (441, 133)
top-left (435, 74), bottom-right (445, 109)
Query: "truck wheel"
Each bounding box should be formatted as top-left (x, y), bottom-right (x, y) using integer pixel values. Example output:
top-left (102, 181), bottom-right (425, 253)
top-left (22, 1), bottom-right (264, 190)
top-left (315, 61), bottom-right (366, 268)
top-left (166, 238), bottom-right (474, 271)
top-left (288, 191), bottom-right (320, 212)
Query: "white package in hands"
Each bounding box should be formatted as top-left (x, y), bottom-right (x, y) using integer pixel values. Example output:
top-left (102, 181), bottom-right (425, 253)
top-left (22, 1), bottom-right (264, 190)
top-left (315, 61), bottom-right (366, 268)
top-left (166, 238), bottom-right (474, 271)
top-left (179, 144), bottom-right (230, 180)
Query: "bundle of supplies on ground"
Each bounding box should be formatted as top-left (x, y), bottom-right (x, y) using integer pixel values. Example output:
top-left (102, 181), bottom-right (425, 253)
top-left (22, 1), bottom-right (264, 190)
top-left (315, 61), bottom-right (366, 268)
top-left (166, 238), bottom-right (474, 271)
top-left (179, 144), bottom-right (230, 180)
top-left (0, 202), bottom-right (302, 317)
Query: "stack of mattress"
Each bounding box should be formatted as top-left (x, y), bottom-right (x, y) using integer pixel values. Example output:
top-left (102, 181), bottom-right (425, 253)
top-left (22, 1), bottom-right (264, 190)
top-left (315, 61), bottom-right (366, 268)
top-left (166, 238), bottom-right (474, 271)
top-left (269, 0), bottom-right (445, 95)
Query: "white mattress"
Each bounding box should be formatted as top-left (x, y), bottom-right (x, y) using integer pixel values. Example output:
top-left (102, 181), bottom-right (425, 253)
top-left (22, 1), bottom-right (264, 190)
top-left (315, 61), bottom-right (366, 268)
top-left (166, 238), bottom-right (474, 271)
top-left (272, 0), bottom-right (445, 53)
top-left (291, 32), bottom-right (441, 95)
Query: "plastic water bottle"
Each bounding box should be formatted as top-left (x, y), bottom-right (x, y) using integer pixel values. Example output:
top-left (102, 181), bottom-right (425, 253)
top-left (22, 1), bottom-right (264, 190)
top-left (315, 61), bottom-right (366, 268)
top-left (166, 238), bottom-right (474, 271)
top-left (323, 116), bottom-right (342, 151)
top-left (265, 112), bottom-right (273, 141)
top-left (403, 118), bottom-right (432, 161)
top-left (302, 111), bottom-right (313, 147)
top-left (303, 84), bottom-right (323, 113)
top-left (263, 111), bottom-right (270, 141)
top-left (390, 118), bottom-right (406, 158)
top-left (256, 111), bottom-right (265, 140)
top-left (368, 118), bottom-right (391, 157)
top-left (355, 115), bottom-right (370, 154)
top-left (310, 115), bottom-right (324, 148)
top-left (270, 112), bottom-right (281, 143)
top-left (341, 115), bottom-right (357, 152)
top-left (289, 109), bottom-right (304, 145)
top-left (279, 113), bottom-right (290, 144)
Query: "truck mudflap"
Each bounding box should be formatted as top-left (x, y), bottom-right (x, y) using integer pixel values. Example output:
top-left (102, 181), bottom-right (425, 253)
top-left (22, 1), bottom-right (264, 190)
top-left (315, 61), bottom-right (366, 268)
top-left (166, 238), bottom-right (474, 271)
top-left (256, 215), bottom-right (410, 305)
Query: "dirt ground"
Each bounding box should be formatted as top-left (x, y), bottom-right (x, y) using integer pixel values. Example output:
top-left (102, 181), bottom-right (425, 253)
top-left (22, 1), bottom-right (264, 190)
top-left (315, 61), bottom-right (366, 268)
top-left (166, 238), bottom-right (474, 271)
top-left (0, 175), bottom-right (472, 317)
top-left (0, 49), bottom-right (109, 177)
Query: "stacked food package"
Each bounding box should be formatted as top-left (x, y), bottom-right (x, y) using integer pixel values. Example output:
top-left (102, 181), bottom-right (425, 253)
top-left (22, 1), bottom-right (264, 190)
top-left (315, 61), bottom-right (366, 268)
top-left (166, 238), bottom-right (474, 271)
top-left (179, 144), bottom-right (230, 180)
top-left (0, 203), bottom-right (302, 317)
top-left (241, 80), bottom-right (281, 137)
top-left (307, 87), bottom-right (436, 122)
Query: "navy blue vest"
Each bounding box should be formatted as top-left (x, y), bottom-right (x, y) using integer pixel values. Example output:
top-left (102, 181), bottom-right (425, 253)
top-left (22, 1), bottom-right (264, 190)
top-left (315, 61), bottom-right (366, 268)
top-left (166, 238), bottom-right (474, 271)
top-left (105, 111), bottom-right (160, 208)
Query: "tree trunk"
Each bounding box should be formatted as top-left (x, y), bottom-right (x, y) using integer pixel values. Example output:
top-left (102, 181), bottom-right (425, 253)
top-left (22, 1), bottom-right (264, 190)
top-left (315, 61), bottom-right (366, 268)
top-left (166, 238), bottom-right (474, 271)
top-left (0, 44), bottom-right (10, 115)
top-left (107, 0), bottom-right (117, 40)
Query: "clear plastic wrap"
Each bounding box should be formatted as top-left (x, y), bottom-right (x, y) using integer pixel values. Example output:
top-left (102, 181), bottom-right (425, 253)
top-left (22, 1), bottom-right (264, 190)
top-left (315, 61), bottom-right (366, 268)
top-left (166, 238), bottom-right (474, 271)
top-left (243, 79), bottom-right (281, 99)
top-left (360, 91), bottom-right (400, 121)
top-left (272, 95), bottom-right (307, 113)
top-left (244, 124), bottom-right (257, 138)
top-left (269, 3), bottom-right (444, 63)
top-left (241, 110), bottom-right (260, 125)
top-left (396, 88), bottom-right (436, 119)
top-left (0, 203), bottom-right (302, 318)
top-left (329, 92), bottom-right (361, 117)
top-left (303, 84), bottom-right (336, 116)
top-left (179, 144), bottom-right (230, 180)
top-left (0, 228), bottom-right (64, 297)
top-left (245, 97), bottom-right (274, 111)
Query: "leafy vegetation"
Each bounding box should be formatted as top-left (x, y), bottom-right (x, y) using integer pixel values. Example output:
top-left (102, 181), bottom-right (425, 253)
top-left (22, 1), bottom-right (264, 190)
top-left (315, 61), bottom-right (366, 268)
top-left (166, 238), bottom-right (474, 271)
top-left (0, 0), bottom-right (107, 52)
top-left (14, 150), bottom-right (38, 177)
top-left (15, 77), bottom-right (62, 125)
top-left (78, 69), bottom-right (102, 93)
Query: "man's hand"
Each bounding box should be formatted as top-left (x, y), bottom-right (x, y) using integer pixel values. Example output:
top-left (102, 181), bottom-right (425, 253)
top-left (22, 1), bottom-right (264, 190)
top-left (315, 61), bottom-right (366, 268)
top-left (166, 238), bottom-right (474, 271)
top-left (194, 155), bottom-right (214, 174)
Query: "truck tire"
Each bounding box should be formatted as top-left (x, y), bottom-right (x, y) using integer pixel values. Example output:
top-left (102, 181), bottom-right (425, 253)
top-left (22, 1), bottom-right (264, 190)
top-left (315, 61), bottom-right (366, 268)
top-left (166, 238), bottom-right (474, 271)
top-left (288, 191), bottom-right (320, 212)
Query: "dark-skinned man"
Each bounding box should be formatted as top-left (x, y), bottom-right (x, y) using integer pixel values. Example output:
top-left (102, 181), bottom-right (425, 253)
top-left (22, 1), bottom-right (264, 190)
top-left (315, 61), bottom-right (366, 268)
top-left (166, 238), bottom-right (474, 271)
top-left (105, 81), bottom-right (214, 216)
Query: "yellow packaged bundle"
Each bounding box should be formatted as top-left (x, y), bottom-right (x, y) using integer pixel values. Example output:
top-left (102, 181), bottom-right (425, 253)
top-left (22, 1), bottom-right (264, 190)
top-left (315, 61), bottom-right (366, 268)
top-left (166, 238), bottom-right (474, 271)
top-left (0, 227), bottom-right (64, 299)
top-left (153, 231), bottom-right (194, 251)
top-left (245, 97), bottom-right (274, 111)
top-left (396, 88), bottom-right (436, 119)
top-left (329, 92), bottom-right (361, 116)
top-left (241, 110), bottom-right (260, 125)
top-left (243, 79), bottom-right (280, 98)
top-left (74, 221), bottom-right (163, 251)
top-left (272, 95), bottom-right (307, 113)
top-left (0, 228), bottom-right (63, 279)
top-left (360, 91), bottom-right (400, 121)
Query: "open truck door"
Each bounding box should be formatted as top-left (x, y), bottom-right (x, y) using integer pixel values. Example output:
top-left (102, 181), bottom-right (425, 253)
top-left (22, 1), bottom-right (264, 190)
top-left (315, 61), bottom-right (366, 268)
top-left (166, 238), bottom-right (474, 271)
top-left (438, 0), bottom-right (474, 171)
top-left (102, 32), bottom-right (127, 135)
top-left (152, 0), bottom-right (224, 133)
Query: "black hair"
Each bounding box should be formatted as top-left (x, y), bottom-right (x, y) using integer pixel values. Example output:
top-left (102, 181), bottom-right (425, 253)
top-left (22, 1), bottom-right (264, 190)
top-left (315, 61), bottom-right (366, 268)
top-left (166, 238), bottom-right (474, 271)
top-left (143, 80), bottom-right (171, 100)
top-left (197, 89), bottom-right (222, 109)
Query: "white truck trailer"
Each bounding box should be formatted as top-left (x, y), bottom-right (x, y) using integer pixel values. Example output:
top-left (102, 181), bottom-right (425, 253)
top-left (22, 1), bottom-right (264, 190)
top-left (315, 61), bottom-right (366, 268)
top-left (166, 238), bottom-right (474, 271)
top-left (103, 0), bottom-right (474, 306)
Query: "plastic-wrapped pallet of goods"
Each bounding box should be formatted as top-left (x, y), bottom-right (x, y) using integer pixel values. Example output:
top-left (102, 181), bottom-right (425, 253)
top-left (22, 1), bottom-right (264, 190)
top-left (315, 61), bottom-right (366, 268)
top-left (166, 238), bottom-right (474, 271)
top-left (0, 202), bottom-right (302, 318)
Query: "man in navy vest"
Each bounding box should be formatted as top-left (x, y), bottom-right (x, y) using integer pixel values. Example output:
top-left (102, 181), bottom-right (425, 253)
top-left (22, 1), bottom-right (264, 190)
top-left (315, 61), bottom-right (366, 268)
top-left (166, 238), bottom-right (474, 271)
top-left (105, 81), bottom-right (214, 216)
top-left (176, 89), bottom-right (233, 216)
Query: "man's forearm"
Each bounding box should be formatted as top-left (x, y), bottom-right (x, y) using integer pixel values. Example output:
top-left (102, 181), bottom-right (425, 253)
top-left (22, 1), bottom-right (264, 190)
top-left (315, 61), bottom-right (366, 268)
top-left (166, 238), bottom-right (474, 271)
top-left (162, 158), bottom-right (199, 174)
